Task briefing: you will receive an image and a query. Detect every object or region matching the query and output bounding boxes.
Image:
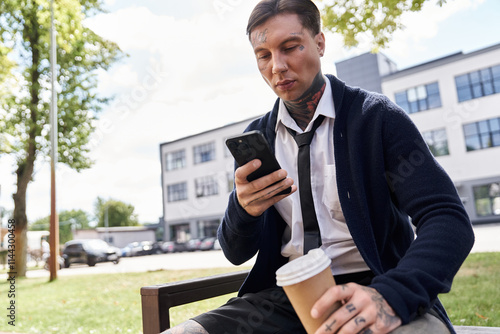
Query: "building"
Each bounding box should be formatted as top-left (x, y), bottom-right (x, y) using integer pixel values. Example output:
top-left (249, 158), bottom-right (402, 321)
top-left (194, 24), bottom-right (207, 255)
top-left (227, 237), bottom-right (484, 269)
top-left (159, 118), bottom-right (258, 242)
top-left (337, 44), bottom-right (500, 224)
top-left (73, 226), bottom-right (156, 248)
top-left (335, 52), bottom-right (397, 94)
top-left (160, 44), bottom-right (500, 240)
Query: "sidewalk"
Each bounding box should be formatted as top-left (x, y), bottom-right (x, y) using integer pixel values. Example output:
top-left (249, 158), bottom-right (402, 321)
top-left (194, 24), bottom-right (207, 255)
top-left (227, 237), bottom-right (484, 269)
top-left (470, 222), bottom-right (500, 253)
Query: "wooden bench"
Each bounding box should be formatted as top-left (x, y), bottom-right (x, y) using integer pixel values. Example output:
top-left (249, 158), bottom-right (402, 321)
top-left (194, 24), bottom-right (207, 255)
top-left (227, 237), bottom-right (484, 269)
top-left (140, 270), bottom-right (499, 334)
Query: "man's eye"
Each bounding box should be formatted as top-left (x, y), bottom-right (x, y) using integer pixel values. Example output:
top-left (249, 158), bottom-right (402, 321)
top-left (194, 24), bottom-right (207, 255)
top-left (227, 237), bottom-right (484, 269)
top-left (258, 54), bottom-right (270, 60)
top-left (284, 45), bottom-right (298, 52)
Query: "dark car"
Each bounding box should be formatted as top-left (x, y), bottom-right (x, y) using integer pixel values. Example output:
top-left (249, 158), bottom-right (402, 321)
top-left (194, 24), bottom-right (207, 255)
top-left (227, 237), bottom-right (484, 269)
top-left (199, 237), bottom-right (217, 251)
top-left (138, 241), bottom-right (154, 255)
top-left (63, 239), bottom-right (120, 267)
top-left (172, 241), bottom-right (190, 252)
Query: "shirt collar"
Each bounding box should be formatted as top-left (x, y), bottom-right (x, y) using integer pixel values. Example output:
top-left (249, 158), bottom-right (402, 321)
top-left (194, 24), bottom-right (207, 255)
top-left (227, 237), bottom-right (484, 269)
top-left (275, 75), bottom-right (335, 134)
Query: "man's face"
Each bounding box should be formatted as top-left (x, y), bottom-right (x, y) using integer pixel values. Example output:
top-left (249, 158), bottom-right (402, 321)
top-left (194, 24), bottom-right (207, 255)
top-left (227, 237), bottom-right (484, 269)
top-left (250, 13), bottom-right (325, 102)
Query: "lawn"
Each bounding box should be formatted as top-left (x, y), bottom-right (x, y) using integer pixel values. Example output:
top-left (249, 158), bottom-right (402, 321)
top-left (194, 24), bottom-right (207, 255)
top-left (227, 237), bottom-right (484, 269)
top-left (0, 252), bottom-right (498, 333)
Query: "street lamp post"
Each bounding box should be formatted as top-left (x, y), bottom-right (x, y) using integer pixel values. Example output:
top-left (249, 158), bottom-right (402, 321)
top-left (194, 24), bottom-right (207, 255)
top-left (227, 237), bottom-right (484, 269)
top-left (49, 0), bottom-right (59, 281)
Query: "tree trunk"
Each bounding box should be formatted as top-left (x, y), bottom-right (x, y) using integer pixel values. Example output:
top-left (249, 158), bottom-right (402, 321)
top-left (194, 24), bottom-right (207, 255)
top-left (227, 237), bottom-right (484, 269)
top-left (11, 192), bottom-right (28, 277)
top-left (10, 5), bottom-right (41, 278)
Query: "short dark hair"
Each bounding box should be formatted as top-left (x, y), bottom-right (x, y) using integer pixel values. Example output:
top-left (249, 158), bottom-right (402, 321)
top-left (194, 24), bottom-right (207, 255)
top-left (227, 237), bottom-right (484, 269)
top-left (246, 0), bottom-right (322, 38)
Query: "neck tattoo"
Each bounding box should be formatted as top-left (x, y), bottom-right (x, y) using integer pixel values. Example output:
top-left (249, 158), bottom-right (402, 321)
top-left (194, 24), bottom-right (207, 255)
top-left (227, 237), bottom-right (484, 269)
top-left (284, 72), bottom-right (326, 130)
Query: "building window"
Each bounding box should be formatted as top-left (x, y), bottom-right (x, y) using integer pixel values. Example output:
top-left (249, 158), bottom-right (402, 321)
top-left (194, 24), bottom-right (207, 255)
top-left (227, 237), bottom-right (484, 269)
top-left (165, 149), bottom-right (186, 171)
top-left (463, 117), bottom-right (500, 152)
top-left (394, 82), bottom-right (441, 114)
top-left (167, 182), bottom-right (188, 202)
top-left (455, 64), bottom-right (500, 102)
top-left (194, 142), bottom-right (216, 164)
top-left (195, 175), bottom-right (219, 197)
top-left (473, 182), bottom-right (500, 217)
top-left (422, 128), bottom-right (449, 157)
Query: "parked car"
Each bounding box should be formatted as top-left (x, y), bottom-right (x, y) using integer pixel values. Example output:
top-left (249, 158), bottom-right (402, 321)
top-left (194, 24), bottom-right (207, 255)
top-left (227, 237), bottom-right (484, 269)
top-left (187, 238), bottom-right (203, 251)
top-left (199, 237), bottom-right (217, 251)
top-left (151, 241), bottom-right (165, 254)
top-left (121, 242), bottom-right (142, 257)
top-left (138, 241), bottom-right (154, 255)
top-left (173, 241), bottom-right (190, 252)
top-left (160, 241), bottom-right (175, 253)
top-left (63, 239), bottom-right (120, 267)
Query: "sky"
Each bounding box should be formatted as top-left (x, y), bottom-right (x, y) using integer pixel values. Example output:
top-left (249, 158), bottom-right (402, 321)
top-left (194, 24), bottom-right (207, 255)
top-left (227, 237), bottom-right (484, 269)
top-left (1, 0), bottom-right (499, 225)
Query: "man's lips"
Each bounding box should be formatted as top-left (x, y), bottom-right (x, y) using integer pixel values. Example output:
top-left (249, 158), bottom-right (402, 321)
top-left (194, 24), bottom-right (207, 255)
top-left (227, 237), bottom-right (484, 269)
top-left (276, 79), bottom-right (295, 91)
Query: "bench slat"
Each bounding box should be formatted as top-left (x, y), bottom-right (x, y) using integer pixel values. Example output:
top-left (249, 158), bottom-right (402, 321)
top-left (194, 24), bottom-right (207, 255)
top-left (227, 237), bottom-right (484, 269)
top-left (455, 326), bottom-right (500, 333)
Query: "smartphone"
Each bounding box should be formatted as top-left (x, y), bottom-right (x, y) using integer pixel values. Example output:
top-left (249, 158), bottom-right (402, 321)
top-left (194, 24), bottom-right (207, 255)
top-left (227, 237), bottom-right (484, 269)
top-left (225, 130), bottom-right (292, 195)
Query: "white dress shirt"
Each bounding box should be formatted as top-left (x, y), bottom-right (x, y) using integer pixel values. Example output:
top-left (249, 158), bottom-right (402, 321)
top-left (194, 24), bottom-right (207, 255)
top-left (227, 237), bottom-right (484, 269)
top-left (274, 76), bottom-right (369, 275)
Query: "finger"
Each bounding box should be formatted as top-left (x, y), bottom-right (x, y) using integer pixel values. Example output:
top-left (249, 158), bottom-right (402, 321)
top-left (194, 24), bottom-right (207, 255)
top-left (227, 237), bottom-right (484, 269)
top-left (250, 168), bottom-right (289, 192)
top-left (337, 311), bottom-right (374, 334)
top-left (234, 159), bottom-right (261, 184)
top-left (243, 177), bottom-right (295, 207)
top-left (312, 284), bottom-right (352, 319)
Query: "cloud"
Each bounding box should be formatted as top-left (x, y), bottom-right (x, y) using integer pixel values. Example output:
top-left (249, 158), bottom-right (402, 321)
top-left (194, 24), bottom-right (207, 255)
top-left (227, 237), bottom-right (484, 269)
top-left (386, 0), bottom-right (486, 59)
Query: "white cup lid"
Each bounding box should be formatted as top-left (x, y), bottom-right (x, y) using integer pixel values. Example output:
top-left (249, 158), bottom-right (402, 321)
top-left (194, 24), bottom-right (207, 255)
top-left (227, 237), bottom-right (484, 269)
top-left (276, 248), bottom-right (332, 286)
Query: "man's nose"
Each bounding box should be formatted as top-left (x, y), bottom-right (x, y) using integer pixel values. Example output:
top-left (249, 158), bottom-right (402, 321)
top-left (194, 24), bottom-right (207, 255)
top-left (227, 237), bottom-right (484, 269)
top-left (272, 54), bottom-right (288, 74)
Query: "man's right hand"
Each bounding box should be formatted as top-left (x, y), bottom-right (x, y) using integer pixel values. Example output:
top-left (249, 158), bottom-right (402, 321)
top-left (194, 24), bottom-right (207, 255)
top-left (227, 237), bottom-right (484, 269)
top-left (235, 159), bottom-right (296, 217)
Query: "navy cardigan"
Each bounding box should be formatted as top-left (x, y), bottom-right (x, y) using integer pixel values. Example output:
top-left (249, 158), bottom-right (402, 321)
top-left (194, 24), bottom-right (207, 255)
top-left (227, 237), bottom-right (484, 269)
top-left (218, 75), bottom-right (474, 332)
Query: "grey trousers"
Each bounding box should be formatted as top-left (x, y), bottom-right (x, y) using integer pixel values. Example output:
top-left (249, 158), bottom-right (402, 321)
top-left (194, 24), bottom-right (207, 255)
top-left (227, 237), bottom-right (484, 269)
top-left (391, 312), bottom-right (451, 334)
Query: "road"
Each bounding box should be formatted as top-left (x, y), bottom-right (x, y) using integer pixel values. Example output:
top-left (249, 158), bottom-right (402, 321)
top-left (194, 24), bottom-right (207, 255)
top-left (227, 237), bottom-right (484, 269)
top-left (16, 249), bottom-right (256, 279)
top-left (3, 222), bottom-right (499, 279)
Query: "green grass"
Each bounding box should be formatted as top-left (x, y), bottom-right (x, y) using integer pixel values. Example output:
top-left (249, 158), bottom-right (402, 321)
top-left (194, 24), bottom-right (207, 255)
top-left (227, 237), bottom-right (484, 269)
top-left (0, 267), bottom-right (246, 334)
top-left (0, 252), bottom-right (498, 333)
top-left (440, 252), bottom-right (500, 327)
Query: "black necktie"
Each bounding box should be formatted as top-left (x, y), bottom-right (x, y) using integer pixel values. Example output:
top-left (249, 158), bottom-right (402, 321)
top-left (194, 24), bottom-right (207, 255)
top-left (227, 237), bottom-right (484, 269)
top-left (286, 115), bottom-right (325, 253)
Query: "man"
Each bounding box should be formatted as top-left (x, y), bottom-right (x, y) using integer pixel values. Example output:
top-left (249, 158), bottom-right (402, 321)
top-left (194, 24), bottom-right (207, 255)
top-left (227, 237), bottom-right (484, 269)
top-left (165, 0), bottom-right (474, 333)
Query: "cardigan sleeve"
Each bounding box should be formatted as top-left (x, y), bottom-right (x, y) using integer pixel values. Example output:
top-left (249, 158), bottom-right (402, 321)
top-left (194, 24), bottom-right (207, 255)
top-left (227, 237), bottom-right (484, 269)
top-left (217, 190), bottom-right (263, 265)
top-left (367, 96), bottom-right (475, 324)
top-left (217, 117), bottom-right (273, 266)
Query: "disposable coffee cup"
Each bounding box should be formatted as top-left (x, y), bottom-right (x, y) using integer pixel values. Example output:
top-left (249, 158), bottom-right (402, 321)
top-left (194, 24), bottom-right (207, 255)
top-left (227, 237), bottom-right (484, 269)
top-left (276, 248), bottom-right (341, 334)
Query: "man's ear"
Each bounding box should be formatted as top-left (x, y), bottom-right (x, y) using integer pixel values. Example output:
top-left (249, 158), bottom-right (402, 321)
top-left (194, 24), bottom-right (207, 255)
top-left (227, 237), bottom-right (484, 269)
top-left (316, 32), bottom-right (326, 57)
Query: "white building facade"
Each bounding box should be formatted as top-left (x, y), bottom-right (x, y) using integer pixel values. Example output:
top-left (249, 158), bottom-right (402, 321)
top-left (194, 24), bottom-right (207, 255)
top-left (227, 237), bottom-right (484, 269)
top-left (160, 44), bottom-right (500, 242)
top-left (160, 118), bottom-right (257, 242)
top-left (381, 44), bottom-right (500, 224)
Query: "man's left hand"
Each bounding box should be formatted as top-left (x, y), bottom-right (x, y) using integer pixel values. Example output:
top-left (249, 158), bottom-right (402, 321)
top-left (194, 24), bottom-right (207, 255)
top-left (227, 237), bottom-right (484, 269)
top-left (312, 283), bottom-right (402, 334)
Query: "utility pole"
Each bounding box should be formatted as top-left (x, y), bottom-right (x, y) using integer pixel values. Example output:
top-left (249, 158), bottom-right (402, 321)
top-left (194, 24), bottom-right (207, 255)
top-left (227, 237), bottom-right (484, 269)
top-left (104, 205), bottom-right (110, 243)
top-left (49, 0), bottom-right (59, 281)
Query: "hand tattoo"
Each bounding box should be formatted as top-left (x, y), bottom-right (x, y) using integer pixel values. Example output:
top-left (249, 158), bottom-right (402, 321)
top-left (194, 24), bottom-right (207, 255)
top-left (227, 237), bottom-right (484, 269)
top-left (346, 303), bottom-right (356, 313)
top-left (361, 286), bottom-right (400, 329)
top-left (355, 316), bottom-right (366, 326)
top-left (324, 319), bottom-right (336, 332)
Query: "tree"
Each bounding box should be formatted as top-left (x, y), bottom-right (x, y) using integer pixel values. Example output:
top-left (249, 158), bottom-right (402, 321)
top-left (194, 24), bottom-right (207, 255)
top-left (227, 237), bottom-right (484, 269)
top-left (94, 197), bottom-right (139, 228)
top-left (319, 0), bottom-right (447, 50)
top-left (0, 0), bottom-right (124, 277)
top-left (31, 209), bottom-right (92, 244)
